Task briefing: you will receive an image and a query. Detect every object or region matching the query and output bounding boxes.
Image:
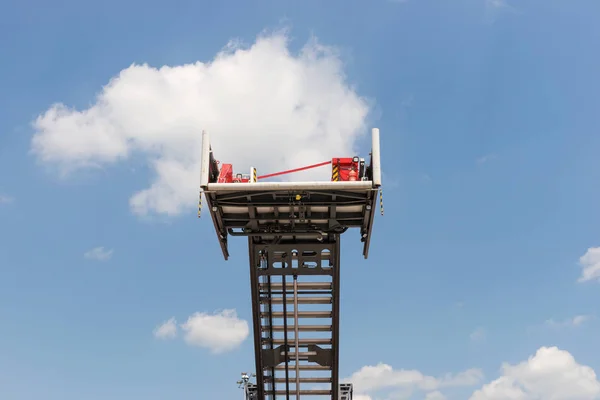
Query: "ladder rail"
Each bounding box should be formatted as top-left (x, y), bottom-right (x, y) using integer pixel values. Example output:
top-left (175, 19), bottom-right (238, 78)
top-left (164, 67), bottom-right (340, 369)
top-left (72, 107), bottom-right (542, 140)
top-left (248, 242), bottom-right (268, 400)
top-left (249, 239), bottom-right (342, 399)
top-left (331, 239), bottom-right (341, 397)
top-left (281, 272), bottom-right (290, 399)
top-left (293, 275), bottom-right (300, 398)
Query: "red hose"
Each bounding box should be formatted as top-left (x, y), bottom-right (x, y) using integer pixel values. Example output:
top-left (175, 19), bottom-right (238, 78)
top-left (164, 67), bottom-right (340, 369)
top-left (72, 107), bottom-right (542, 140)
top-left (257, 160), bottom-right (332, 180)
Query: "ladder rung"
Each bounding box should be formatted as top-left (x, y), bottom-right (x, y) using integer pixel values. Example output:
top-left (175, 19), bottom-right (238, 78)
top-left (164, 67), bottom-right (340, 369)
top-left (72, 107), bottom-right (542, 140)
top-left (262, 325), bottom-right (332, 332)
top-left (275, 365), bottom-right (330, 371)
top-left (282, 351), bottom-right (317, 359)
top-left (271, 377), bottom-right (332, 383)
top-left (266, 297), bottom-right (331, 304)
top-left (269, 390), bottom-right (331, 395)
top-left (270, 338), bottom-right (332, 345)
top-left (265, 311), bottom-right (332, 318)
top-left (261, 282), bottom-right (332, 290)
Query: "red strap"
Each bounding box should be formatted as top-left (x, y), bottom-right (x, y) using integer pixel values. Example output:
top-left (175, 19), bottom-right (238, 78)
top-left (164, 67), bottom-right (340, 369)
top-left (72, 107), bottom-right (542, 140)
top-left (257, 161), bottom-right (332, 180)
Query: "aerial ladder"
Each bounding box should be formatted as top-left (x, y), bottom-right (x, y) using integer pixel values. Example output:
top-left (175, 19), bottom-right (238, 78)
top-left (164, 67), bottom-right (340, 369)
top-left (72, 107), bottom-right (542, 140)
top-left (199, 128), bottom-right (382, 399)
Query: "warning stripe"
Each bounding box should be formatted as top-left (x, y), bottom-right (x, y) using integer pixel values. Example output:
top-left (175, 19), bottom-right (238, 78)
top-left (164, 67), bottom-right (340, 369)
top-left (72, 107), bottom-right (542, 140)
top-left (252, 168), bottom-right (257, 183)
top-left (332, 165), bottom-right (339, 182)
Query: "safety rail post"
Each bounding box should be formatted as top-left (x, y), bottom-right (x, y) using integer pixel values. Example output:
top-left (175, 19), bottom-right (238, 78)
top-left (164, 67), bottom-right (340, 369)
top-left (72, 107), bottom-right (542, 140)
top-left (200, 130), bottom-right (211, 189)
top-left (371, 128), bottom-right (382, 187)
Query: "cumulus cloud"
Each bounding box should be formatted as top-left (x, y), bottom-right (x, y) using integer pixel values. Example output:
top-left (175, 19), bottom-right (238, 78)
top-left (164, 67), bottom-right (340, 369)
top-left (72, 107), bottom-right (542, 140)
top-left (84, 246), bottom-right (113, 261)
top-left (578, 247), bottom-right (600, 283)
top-left (180, 309), bottom-right (249, 354)
top-left (425, 391), bottom-right (447, 400)
top-left (349, 347), bottom-right (600, 400)
top-left (469, 346), bottom-right (600, 400)
top-left (31, 31), bottom-right (371, 216)
top-left (153, 317), bottom-right (177, 339)
top-left (346, 362), bottom-right (483, 398)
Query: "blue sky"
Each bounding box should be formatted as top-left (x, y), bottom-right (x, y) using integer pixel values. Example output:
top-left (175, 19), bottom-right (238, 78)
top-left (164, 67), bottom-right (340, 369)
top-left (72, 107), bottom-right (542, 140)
top-left (2, 0), bottom-right (600, 399)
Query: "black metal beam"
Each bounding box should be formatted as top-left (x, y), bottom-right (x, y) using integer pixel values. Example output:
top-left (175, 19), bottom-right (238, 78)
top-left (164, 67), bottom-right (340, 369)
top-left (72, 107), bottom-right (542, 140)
top-left (203, 193), bottom-right (230, 260)
top-left (212, 189), bottom-right (371, 203)
top-left (331, 237), bottom-right (341, 400)
top-left (220, 211), bottom-right (365, 222)
top-left (265, 273), bottom-right (275, 398)
top-left (361, 192), bottom-right (377, 259)
top-left (248, 238), bottom-right (266, 399)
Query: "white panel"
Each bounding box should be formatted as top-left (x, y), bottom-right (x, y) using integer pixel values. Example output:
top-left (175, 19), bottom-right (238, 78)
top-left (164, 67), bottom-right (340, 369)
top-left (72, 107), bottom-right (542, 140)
top-left (371, 127), bottom-right (382, 187)
top-left (199, 130), bottom-right (211, 189)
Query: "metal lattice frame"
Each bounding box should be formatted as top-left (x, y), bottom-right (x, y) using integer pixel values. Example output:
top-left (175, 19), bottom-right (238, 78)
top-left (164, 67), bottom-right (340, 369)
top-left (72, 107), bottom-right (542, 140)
top-left (248, 237), bottom-right (342, 398)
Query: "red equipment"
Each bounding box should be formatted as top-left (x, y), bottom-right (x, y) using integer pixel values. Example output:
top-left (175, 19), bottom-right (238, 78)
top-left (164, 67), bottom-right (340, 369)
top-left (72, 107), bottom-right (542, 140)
top-left (349, 169), bottom-right (357, 181)
top-left (217, 163), bottom-right (251, 183)
top-left (331, 157), bottom-right (364, 182)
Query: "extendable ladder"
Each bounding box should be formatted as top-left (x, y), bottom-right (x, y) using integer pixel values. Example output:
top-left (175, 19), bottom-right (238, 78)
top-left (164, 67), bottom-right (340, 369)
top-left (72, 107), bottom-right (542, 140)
top-left (249, 237), bottom-right (345, 399)
top-left (199, 128), bottom-right (382, 400)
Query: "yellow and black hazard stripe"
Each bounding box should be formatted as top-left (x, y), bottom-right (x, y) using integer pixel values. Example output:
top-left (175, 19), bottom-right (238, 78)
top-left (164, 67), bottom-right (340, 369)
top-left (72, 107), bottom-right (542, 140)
top-left (332, 161), bottom-right (340, 182)
top-left (252, 167), bottom-right (257, 183)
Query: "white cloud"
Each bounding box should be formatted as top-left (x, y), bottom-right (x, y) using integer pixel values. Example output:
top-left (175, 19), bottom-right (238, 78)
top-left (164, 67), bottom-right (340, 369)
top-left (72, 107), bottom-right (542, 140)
top-left (31, 31), bottom-right (370, 217)
top-left (153, 317), bottom-right (177, 339)
top-left (469, 346), bottom-right (600, 400)
top-left (346, 362), bottom-right (483, 398)
top-left (180, 309), bottom-right (249, 354)
top-left (425, 391), bottom-right (447, 400)
top-left (578, 247), bottom-right (600, 283)
top-left (470, 327), bottom-right (486, 342)
top-left (84, 246), bottom-right (113, 261)
top-left (545, 315), bottom-right (592, 328)
top-left (0, 194), bottom-right (14, 204)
